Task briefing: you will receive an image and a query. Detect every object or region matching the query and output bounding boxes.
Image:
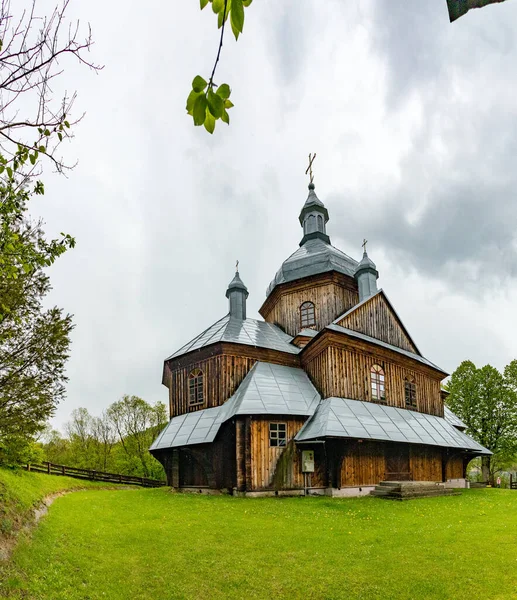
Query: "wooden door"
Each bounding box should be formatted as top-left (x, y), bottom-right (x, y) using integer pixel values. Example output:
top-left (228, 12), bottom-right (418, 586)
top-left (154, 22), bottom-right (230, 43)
top-left (385, 445), bottom-right (411, 481)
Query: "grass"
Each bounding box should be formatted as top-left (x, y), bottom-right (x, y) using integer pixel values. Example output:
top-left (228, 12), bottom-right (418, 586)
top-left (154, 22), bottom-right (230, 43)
top-left (1, 483), bottom-right (517, 599)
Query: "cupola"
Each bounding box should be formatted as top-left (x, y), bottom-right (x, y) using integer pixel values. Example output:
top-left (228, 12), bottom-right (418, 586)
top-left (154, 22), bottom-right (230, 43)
top-left (298, 183), bottom-right (330, 246)
top-left (354, 247), bottom-right (378, 302)
top-left (226, 267), bottom-right (248, 320)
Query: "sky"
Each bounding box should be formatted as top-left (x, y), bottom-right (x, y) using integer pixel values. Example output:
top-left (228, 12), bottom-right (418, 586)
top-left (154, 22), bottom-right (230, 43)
top-left (21, 0), bottom-right (517, 430)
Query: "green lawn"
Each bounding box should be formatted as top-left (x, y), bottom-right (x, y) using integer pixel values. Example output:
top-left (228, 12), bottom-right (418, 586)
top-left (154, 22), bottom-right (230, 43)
top-left (1, 485), bottom-right (516, 599)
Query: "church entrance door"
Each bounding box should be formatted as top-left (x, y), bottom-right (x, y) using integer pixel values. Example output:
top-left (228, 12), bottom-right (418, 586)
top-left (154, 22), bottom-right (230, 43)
top-left (385, 445), bottom-right (411, 481)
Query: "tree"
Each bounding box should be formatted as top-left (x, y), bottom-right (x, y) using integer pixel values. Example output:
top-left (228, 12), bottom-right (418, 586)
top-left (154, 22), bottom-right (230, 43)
top-left (447, 0), bottom-right (509, 22)
top-left (446, 360), bottom-right (517, 482)
top-left (107, 396), bottom-right (167, 478)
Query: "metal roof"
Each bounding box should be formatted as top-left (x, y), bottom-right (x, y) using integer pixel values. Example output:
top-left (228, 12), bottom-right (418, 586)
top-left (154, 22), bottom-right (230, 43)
top-left (266, 238), bottom-right (358, 298)
top-left (150, 362), bottom-right (321, 451)
top-left (295, 328), bottom-right (318, 338)
top-left (295, 397), bottom-right (491, 454)
top-left (444, 406), bottom-right (467, 430)
top-left (166, 315), bottom-right (299, 361)
top-left (326, 323), bottom-right (446, 374)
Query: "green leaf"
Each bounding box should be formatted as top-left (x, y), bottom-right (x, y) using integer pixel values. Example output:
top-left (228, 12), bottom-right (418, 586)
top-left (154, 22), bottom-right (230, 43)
top-left (230, 0), bottom-right (244, 39)
top-left (0, 165), bottom-right (4, 174)
top-left (192, 75), bottom-right (208, 93)
top-left (216, 83), bottom-right (231, 99)
top-left (200, 0), bottom-right (209, 8)
top-left (186, 89), bottom-right (201, 114)
top-left (193, 94), bottom-right (208, 126)
top-left (242, 0), bottom-right (252, 5)
top-left (224, 99), bottom-right (234, 109)
top-left (207, 89), bottom-right (224, 118)
top-left (217, 7), bottom-right (229, 28)
top-left (58, 132), bottom-right (63, 142)
top-left (64, 120), bottom-right (70, 128)
top-left (44, 129), bottom-right (50, 136)
top-left (38, 146), bottom-right (46, 152)
top-left (29, 154), bottom-right (36, 165)
top-left (221, 109), bottom-right (230, 125)
top-left (212, 0), bottom-right (224, 13)
top-left (204, 110), bottom-right (216, 134)
top-left (6, 166), bottom-right (12, 178)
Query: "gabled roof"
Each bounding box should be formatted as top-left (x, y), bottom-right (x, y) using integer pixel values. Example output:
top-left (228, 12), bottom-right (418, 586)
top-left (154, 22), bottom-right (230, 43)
top-left (166, 315), bottom-right (299, 361)
top-left (266, 238), bottom-right (358, 298)
top-left (333, 289), bottom-right (421, 356)
top-left (295, 397), bottom-right (491, 455)
top-left (444, 406), bottom-right (467, 431)
top-left (151, 362), bottom-right (321, 451)
top-left (325, 323), bottom-right (447, 375)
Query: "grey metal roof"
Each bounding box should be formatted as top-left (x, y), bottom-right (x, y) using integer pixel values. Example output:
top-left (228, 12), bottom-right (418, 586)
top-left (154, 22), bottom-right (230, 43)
top-left (150, 362), bottom-right (321, 451)
top-left (266, 238), bottom-right (358, 298)
top-left (332, 289), bottom-right (422, 356)
top-left (444, 406), bottom-right (467, 430)
top-left (166, 315), bottom-right (299, 360)
top-left (295, 397), bottom-right (491, 454)
top-left (326, 323), bottom-right (446, 374)
top-left (150, 406), bottom-right (222, 451)
top-left (295, 328), bottom-right (318, 338)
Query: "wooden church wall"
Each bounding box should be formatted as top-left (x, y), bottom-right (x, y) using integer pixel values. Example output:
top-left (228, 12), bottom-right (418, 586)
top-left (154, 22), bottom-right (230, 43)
top-left (304, 345), bottom-right (443, 417)
top-left (336, 293), bottom-right (418, 354)
top-left (168, 354), bottom-right (256, 417)
top-left (410, 446), bottom-right (443, 481)
top-left (261, 279), bottom-right (359, 337)
top-left (248, 417), bottom-right (306, 491)
top-left (340, 441), bottom-right (386, 486)
top-left (446, 455), bottom-right (464, 480)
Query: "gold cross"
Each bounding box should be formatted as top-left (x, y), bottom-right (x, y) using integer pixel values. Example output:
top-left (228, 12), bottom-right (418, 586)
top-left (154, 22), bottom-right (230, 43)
top-left (362, 239), bottom-right (368, 252)
top-left (305, 153), bottom-right (317, 184)
top-left (236, 260), bottom-right (239, 273)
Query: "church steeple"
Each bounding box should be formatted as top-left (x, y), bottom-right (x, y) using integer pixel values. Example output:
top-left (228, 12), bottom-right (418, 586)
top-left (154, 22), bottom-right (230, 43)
top-left (354, 242), bottom-right (379, 302)
top-left (226, 264), bottom-right (248, 320)
top-left (298, 182), bottom-right (330, 246)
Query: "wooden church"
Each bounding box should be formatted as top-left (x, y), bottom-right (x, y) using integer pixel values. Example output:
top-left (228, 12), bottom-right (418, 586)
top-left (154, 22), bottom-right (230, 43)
top-left (150, 179), bottom-right (490, 496)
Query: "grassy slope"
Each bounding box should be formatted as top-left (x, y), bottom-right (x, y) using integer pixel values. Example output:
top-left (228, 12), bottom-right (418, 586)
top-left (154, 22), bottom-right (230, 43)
top-left (2, 487), bottom-right (517, 600)
top-left (0, 468), bottom-right (121, 541)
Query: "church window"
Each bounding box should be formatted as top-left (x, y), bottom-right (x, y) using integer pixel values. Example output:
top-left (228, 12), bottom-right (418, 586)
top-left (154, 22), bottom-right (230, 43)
top-left (317, 214), bottom-right (323, 232)
top-left (405, 378), bottom-right (417, 408)
top-left (269, 423), bottom-right (287, 447)
top-left (370, 365), bottom-right (385, 402)
top-left (188, 368), bottom-right (204, 406)
top-left (300, 301), bottom-right (316, 329)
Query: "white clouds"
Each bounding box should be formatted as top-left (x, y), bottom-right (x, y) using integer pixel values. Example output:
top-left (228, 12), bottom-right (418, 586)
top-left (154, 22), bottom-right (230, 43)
top-left (26, 0), bottom-right (517, 429)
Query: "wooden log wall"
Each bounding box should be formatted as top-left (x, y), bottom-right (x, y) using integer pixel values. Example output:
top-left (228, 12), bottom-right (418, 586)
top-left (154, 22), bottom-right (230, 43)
top-left (249, 417), bottom-right (306, 490)
top-left (261, 278), bottom-right (359, 337)
top-left (336, 292), bottom-right (418, 354)
top-left (410, 446), bottom-right (443, 481)
top-left (305, 346), bottom-right (443, 417)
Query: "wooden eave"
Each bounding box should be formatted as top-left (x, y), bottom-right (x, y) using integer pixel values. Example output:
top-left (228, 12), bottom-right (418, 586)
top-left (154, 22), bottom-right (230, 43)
top-left (300, 327), bottom-right (447, 381)
top-left (259, 270), bottom-right (357, 320)
top-left (162, 341), bottom-right (301, 385)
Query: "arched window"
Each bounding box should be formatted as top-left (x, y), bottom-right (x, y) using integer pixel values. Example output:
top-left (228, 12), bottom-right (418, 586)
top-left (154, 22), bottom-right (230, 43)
top-left (370, 365), bottom-right (385, 402)
top-left (300, 301), bottom-right (316, 329)
top-left (317, 214), bottom-right (324, 232)
top-left (188, 368), bottom-right (204, 406)
top-left (405, 378), bottom-right (417, 408)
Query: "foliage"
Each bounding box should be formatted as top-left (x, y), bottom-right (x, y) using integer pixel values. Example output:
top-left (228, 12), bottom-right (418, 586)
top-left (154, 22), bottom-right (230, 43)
top-left (186, 0), bottom-right (252, 133)
top-left (2, 488), bottom-right (517, 598)
top-left (42, 398), bottom-right (168, 480)
top-left (446, 360), bottom-right (517, 482)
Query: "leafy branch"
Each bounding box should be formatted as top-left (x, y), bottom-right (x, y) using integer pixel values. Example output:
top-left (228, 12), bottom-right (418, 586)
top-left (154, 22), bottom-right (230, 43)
top-left (186, 0), bottom-right (252, 134)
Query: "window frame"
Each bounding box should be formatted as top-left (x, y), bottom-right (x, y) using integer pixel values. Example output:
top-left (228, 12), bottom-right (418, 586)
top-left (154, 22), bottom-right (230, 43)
top-left (269, 422), bottom-right (287, 448)
top-left (300, 301), bottom-right (316, 330)
top-left (370, 364), bottom-right (386, 402)
top-left (404, 378), bottom-right (417, 408)
top-left (188, 368), bottom-right (204, 406)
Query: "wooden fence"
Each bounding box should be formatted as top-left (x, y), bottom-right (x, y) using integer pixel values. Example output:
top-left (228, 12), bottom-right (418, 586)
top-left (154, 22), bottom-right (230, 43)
top-left (511, 474), bottom-right (517, 490)
top-left (25, 461), bottom-right (166, 488)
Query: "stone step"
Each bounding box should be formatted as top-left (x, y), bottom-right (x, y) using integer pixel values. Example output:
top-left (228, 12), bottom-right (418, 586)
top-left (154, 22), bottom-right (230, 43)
top-left (370, 480), bottom-right (461, 500)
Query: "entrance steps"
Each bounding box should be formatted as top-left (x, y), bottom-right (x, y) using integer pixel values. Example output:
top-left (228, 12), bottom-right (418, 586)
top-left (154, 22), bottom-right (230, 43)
top-left (371, 481), bottom-right (460, 500)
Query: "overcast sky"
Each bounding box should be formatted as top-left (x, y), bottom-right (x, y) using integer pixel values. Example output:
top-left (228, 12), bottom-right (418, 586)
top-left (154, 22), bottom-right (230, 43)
top-left (28, 0), bottom-right (517, 429)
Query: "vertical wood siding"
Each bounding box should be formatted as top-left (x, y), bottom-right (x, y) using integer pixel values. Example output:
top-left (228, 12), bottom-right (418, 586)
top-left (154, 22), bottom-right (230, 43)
top-left (169, 355), bottom-right (256, 417)
top-left (446, 455), bottom-right (464, 480)
top-left (305, 346), bottom-right (443, 417)
top-left (410, 446), bottom-right (443, 481)
top-left (263, 282), bottom-right (358, 337)
top-left (336, 293), bottom-right (418, 353)
top-left (340, 441), bottom-right (386, 486)
top-left (249, 417), bottom-right (306, 490)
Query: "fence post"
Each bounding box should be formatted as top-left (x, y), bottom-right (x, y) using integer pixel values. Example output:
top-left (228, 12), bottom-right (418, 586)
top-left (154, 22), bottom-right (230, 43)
top-left (27, 463), bottom-right (31, 472)
top-left (62, 465), bottom-right (65, 476)
top-left (47, 462), bottom-right (51, 475)
top-left (511, 474), bottom-right (513, 489)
